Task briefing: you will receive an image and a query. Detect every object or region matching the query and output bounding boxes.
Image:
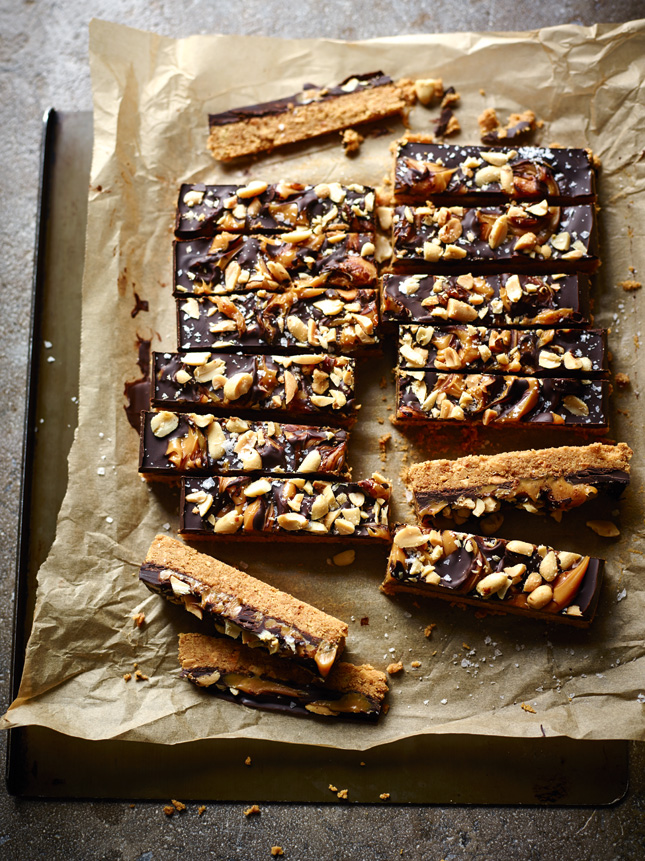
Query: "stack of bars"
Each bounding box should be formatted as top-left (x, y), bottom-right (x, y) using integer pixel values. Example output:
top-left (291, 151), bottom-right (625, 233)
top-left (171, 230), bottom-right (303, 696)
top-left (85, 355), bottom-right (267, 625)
top-left (382, 138), bottom-right (610, 427)
top-left (141, 180), bottom-right (393, 542)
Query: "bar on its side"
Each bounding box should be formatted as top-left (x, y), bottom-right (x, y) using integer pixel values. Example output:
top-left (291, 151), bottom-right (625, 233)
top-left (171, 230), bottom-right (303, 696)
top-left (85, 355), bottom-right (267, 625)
top-left (179, 633), bottom-right (388, 721)
top-left (177, 287), bottom-right (380, 355)
top-left (207, 72), bottom-right (409, 161)
top-left (139, 412), bottom-right (350, 479)
top-left (152, 352), bottom-right (357, 427)
top-left (382, 524), bottom-right (604, 627)
top-left (180, 473), bottom-right (391, 542)
top-left (395, 371), bottom-right (609, 428)
top-left (406, 442), bottom-right (632, 523)
top-left (397, 325), bottom-right (607, 376)
top-left (393, 139), bottom-right (596, 205)
top-left (381, 272), bottom-right (590, 328)
top-left (139, 535), bottom-right (348, 678)
top-left (391, 203), bottom-right (598, 274)
top-left (175, 181), bottom-right (376, 239)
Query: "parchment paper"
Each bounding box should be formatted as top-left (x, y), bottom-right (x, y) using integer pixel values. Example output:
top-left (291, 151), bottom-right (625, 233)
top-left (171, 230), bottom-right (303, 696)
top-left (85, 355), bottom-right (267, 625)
top-left (4, 19), bottom-right (645, 747)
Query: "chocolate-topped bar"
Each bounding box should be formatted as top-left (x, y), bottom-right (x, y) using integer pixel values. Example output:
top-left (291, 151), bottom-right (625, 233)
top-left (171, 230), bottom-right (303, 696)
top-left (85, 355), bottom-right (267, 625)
top-left (207, 72), bottom-right (409, 161)
top-left (397, 325), bottom-right (607, 376)
top-left (180, 473), bottom-right (391, 542)
top-left (139, 412), bottom-right (350, 479)
top-left (177, 287), bottom-right (380, 355)
top-left (406, 442), bottom-right (632, 523)
top-left (382, 524), bottom-right (604, 627)
top-left (152, 352), bottom-right (357, 427)
top-left (139, 535), bottom-right (348, 678)
top-left (393, 139), bottom-right (596, 205)
top-left (391, 203), bottom-right (598, 273)
top-left (179, 633), bottom-right (388, 721)
top-left (175, 182), bottom-right (376, 239)
top-left (381, 272), bottom-right (590, 328)
top-left (396, 371), bottom-right (609, 428)
top-left (174, 232), bottom-right (377, 296)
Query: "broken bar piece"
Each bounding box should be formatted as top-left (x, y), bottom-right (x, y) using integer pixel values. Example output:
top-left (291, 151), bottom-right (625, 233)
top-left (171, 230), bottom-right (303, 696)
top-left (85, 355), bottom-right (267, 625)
top-left (175, 181), bottom-right (376, 239)
top-left (381, 272), bottom-right (590, 328)
top-left (207, 72), bottom-right (408, 161)
top-left (139, 535), bottom-right (348, 678)
top-left (179, 473), bottom-right (391, 542)
top-left (406, 442), bottom-right (632, 523)
top-left (397, 326), bottom-right (607, 376)
top-left (139, 412), bottom-right (350, 479)
top-left (395, 371), bottom-right (609, 428)
top-left (391, 202), bottom-right (598, 273)
top-left (152, 352), bottom-right (357, 427)
top-left (177, 287), bottom-right (380, 355)
top-left (382, 524), bottom-right (604, 627)
top-left (393, 139), bottom-right (596, 205)
top-left (179, 633), bottom-right (388, 721)
top-left (174, 232), bottom-right (377, 296)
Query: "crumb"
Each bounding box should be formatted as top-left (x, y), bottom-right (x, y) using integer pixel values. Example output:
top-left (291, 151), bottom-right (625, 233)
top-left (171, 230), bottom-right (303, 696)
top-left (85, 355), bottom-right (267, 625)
top-left (379, 376), bottom-right (388, 389)
top-left (441, 89), bottom-right (460, 109)
top-left (382, 703), bottom-right (390, 714)
top-left (171, 799), bottom-right (186, 812)
top-left (432, 650), bottom-right (437, 656)
top-left (379, 793), bottom-right (390, 800)
top-left (360, 616), bottom-right (369, 626)
top-left (521, 702), bottom-right (537, 714)
top-left (135, 670), bottom-right (149, 681)
top-left (477, 107), bottom-right (499, 135)
top-left (328, 784), bottom-right (338, 793)
top-left (619, 279), bottom-right (642, 292)
top-left (341, 128), bottom-right (364, 156)
top-left (424, 623), bottom-right (436, 639)
top-left (123, 673), bottom-right (132, 682)
top-left (271, 848), bottom-right (284, 857)
top-left (132, 612), bottom-right (145, 628)
top-left (479, 88), bottom-right (486, 96)
top-left (244, 805), bottom-right (261, 816)
top-left (245, 756), bottom-right (252, 766)
top-left (337, 789), bottom-right (348, 800)
top-left (163, 805), bottom-right (175, 816)
top-left (410, 660), bottom-right (421, 668)
top-left (615, 372), bottom-right (630, 388)
top-left (198, 805), bottom-right (206, 816)
top-left (387, 661), bottom-right (404, 675)
top-left (128, 803), bottom-right (135, 808)
top-left (378, 433), bottom-right (391, 452)
top-left (360, 761), bottom-right (366, 767)
top-left (413, 78), bottom-right (443, 105)
top-left (377, 417), bottom-right (385, 424)
top-left (462, 643), bottom-right (471, 650)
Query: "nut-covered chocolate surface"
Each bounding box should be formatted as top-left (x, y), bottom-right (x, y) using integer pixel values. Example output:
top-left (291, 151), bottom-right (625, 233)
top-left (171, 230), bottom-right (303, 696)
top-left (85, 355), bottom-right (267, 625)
top-left (174, 232), bottom-right (377, 296)
top-left (381, 272), bottom-right (589, 328)
top-left (175, 181), bottom-right (376, 239)
top-left (383, 524), bottom-right (603, 626)
top-left (396, 371), bottom-right (609, 427)
top-left (177, 287), bottom-right (380, 355)
top-left (152, 351), bottom-right (357, 425)
top-left (180, 473), bottom-right (391, 541)
top-left (391, 202), bottom-right (598, 273)
top-left (397, 325), bottom-right (606, 375)
top-left (139, 412), bottom-right (350, 478)
top-left (393, 140), bottom-right (596, 205)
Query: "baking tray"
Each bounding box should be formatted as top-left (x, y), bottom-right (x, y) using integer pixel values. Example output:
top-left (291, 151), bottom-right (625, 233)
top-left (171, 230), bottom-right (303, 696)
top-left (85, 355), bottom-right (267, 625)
top-left (6, 108), bottom-right (629, 804)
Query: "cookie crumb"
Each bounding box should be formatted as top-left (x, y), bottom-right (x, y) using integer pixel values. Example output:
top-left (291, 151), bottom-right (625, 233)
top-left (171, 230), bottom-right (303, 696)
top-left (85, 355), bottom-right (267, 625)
top-left (271, 847), bottom-right (284, 857)
top-left (379, 792), bottom-right (390, 800)
top-left (615, 372), bottom-right (630, 388)
top-left (244, 805), bottom-right (261, 816)
top-left (410, 660), bottom-right (421, 668)
top-left (521, 702), bottom-right (536, 714)
top-left (132, 612), bottom-right (145, 628)
top-left (337, 788), bottom-right (348, 799)
top-left (198, 805), bottom-right (206, 816)
top-left (387, 661), bottom-right (404, 675)
top-left (379, 376), bottom-right (388, 389)
top-left (123, 673), bottom-right (132, 682)
top-left (328, 784), bottom-right (338, 793)
top-left (135, 669), bottom-right (149, 681)
top-left (245, 756), bottom-right (252, 766)
top-left (360, 761), bottom-right (366, 767)
top-left (342, 128), bottom-right (364, 156)
top-left (619, 279), bottom-right (641, 292)
top-left (163, 805), bottom-right (175, 816)
top-left (424, 623), bottom-right (436, 639)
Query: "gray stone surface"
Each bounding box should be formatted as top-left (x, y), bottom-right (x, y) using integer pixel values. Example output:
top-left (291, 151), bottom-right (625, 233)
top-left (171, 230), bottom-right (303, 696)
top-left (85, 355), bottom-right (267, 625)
top-left (1, 1), bottom-right (645, 858)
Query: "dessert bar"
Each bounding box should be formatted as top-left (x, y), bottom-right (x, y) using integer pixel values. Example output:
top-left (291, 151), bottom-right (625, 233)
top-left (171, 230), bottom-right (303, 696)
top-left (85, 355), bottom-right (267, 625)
top-left (397, 325), bottom-right (606, 376)
top-left (177, 287), bottom-right (380, 355)
top-left (207, 72), bottom-right (409, 161)
top-left (175, 181), bottom-right (376, 239)
top-left (139, 535), bottom-right (348, 678)
top-left (381, 272), bottom-right (590, 328)
top-left (152, 351), bottom-right (357, 426)
top-left (391, 202), bottom-right (598, 273)
top-left (174, 232), bottom-right (377, 296)
top-left (382, 524), bottom-right (604, 627)
top-left (179, 473), bottom-right (391, 542)
top-left (393, 140), bottom-right (596, 205)
top-left (395, 371), bottom-right (609, 428)
top-left (139, 412), bottom-right (350, 479)
top-left (179, 633), bottom-right (388, 721)
top-left (406, 442), bottom-right (632, 523)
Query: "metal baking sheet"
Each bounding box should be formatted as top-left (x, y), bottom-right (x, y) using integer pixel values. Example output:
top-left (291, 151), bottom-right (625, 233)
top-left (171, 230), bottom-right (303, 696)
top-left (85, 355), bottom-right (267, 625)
top-left (6, 109), bottom-right (628, 805)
